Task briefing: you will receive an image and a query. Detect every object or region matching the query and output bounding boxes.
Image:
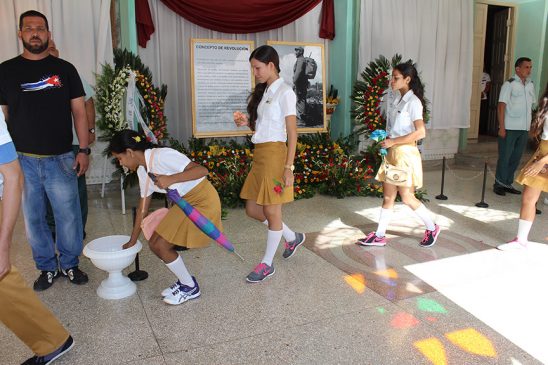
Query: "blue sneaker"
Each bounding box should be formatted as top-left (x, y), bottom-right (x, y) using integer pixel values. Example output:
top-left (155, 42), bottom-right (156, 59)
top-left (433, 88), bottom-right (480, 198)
top-left (22, 335), bottom-right (74, 364)
top-left (163, 277), bottom-right (200, 305)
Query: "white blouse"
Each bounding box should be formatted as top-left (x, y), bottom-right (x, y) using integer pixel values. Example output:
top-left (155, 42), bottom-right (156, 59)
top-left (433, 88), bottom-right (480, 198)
top-left (251, 78), bottom-right (297, 144)
top-left (137, 148), bottom-right (205, 198)
top-left (385, 89), bottom-right (423, 138)
top-left (0, 107), bottom-right (12, 146)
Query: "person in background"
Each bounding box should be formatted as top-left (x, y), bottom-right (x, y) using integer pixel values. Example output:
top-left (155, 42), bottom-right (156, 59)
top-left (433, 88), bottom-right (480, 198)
top-left (45, 40), bottom-right (96, 240)
top-left (493, 57), bottom-right (536, 197)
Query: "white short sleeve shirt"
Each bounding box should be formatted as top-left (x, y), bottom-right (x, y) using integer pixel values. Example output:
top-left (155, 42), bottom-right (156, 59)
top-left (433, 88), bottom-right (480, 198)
top-left (386, 89), bottom-right (423, 138)
top-left (481, 72), bottom-right (491, 100)
top-left (251, 78), bottom-right (297, 144)
top-left (498, 75), bottom-right (536, 131)
top-left (0, 107), bottom-right (12, 146)
top-left (137, 148), bottom-right (205, 198)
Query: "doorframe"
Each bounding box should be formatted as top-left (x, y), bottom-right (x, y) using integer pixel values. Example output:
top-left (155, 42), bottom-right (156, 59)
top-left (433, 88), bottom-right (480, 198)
top-left (465, 0), bottom-right (518, 145)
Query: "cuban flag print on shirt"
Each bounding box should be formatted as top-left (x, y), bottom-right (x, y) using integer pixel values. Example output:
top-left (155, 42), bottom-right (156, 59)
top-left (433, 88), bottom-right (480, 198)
top-left (21, 75), bottom-right (62, 92)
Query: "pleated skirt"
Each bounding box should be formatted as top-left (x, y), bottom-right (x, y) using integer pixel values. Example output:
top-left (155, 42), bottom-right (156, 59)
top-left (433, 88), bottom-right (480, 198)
top-left (240, 142), bottom-right (294, 205)
top-left (155, 179), bottom-right (222, 248)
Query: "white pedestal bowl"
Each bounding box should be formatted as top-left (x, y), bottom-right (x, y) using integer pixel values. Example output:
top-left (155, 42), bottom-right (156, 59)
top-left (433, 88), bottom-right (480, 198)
top-left (83, 235), bottom-right (142, 300)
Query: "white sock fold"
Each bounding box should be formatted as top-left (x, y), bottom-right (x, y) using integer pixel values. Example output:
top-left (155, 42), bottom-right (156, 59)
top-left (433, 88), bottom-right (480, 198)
top-left (375, 208), bottom-right (393, 237)
top-left (413, 204), bottom-right (436, 231)
top-left (517, 219), bottom-right (533, 243)
top-left (165, 255), bottom-right (194, 287)
top-left (261, 230), bottom-right (283, 266)
top-left (262, 220), bottom-right (296, 243)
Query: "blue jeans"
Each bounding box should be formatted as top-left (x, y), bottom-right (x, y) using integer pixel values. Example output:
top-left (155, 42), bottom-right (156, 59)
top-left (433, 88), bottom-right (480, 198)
top-left (18, 152), bottom-right (83, 271)
top-left (46, 145), bottom-right (88, 233)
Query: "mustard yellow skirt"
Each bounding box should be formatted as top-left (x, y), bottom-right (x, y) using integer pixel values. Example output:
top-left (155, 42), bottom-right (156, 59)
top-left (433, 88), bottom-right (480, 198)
top-left (155, 179), bottom-right (222, 248)
top-left (375, 143), bottom-right (423, 188)
top-left (516, 139), bottom-right (548, 192)
top-left (240, 142), bottom-right (294, 205)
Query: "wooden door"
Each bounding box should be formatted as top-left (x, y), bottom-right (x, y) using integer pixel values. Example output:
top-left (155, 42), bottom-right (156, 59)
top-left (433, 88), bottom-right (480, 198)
top-left (486, 8), bottom-right (511, 137)
top-left (469, 3), bottom-right (488, 140)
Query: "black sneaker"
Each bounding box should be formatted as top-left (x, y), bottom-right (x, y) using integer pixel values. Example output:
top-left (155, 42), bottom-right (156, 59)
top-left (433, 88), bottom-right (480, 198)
top-left (33, 270), bottom-right (59, 291)
top-left (61, 266), bottom-right (88, 285)
top-left (22, 335), bottom-right (74, 364)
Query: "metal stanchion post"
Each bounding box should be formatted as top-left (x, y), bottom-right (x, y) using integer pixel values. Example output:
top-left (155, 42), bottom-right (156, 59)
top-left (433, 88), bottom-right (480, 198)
top-left (475, 162), bottom-right (489, 208)
top-left (435, 156), bottom-right (448, 200)
top-left (128, 206), bottom-right (149, 281)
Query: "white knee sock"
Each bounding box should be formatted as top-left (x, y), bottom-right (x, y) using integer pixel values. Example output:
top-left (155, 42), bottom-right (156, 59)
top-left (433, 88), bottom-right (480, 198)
top-left (165, 255), bottom-right (194, 287)
top-left (262, 220), bottom-right (296, 242)
top-left (517, 219), bottom-right (533, 243)
top-left (261, 230), bottom-right (283, 266)
top-left (413, 204), bottom-right (436, 231)
top-left (375, 208), bottom-right (393, 237)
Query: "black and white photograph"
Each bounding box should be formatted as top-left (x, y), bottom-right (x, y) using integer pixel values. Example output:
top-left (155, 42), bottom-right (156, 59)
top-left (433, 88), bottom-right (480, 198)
top-left (267, 41), bottom-right (327, 133)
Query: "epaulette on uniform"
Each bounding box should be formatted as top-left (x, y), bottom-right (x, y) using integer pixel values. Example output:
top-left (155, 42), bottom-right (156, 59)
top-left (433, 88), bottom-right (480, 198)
top-left (507, 77), bottom-right (515, 83)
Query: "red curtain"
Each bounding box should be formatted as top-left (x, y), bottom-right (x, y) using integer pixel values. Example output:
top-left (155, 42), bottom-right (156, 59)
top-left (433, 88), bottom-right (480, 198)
top-left (136, 0), bottom-right (155, 47)
top-left (136, 0), bottom-right (335, 47)
top-left (319, 0), bottom-right (334, 40)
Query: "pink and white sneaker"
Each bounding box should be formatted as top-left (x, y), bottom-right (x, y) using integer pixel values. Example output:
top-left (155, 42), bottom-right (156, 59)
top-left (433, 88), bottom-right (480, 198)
top-left (356, 232), bottom-right (387, 247)
top-left (497, 238), bottom-right (528, 251)
top-left (420, 225), bottom-right (440, 247)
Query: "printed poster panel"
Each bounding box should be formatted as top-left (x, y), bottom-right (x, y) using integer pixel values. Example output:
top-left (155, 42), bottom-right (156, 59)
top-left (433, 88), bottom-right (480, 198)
top-left (191, 39), bottom-right (254, 137)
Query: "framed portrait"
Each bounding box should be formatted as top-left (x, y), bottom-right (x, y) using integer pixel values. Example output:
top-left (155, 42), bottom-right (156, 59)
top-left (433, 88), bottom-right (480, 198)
top-left (267, 41), bottom-right (327, 133)
top-left (190, 38), bottom-right (254, 138)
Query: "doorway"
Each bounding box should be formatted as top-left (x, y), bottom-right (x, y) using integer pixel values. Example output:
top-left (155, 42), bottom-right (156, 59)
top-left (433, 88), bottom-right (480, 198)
top-left (469, 2), bottom-right (515, 141)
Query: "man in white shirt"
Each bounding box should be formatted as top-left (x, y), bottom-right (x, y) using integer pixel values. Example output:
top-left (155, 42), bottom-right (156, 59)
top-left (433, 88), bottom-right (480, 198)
top-left (494, 57), bottom-right (536, 196)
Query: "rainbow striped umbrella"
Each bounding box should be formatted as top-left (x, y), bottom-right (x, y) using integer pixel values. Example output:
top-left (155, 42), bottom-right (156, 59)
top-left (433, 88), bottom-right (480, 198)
top-left (149, 173), bottom-right (243, 260)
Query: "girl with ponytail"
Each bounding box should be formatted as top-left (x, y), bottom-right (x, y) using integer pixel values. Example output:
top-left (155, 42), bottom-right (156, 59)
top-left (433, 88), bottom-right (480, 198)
top-left (357, 62), bottom-right (441, 248)
top-left (108, 129), bottom-right (223, 305)
top-left (233, 45), bottom-right (305, 283)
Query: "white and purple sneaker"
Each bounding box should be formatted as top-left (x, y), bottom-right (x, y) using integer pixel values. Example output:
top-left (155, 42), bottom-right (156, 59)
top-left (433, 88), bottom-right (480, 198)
top-left (163, 277), bottom-right (200, 305)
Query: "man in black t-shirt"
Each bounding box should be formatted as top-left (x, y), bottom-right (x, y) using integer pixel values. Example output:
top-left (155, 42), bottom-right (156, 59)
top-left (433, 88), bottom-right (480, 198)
top-left (0, 10), bottom-right (90, 293)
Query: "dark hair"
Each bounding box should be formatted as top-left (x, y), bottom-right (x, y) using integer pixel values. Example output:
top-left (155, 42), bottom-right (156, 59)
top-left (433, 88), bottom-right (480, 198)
top-left (19, 10), bottom-right (49, 31)
top-left (393, 62), bottom-right (426, 112)
top-left (108, 130), bottom-right (155, 155)
top-left (515, 57), bottom-right (531, 68)
top-left (247, 45), bottom-right (280, 131)
top-left (530, 81), bottom-right (548, 142)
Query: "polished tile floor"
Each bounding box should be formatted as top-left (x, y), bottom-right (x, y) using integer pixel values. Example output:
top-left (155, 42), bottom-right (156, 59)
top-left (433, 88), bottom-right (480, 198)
top-left (1, 163), bottom-right (547, 365)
